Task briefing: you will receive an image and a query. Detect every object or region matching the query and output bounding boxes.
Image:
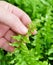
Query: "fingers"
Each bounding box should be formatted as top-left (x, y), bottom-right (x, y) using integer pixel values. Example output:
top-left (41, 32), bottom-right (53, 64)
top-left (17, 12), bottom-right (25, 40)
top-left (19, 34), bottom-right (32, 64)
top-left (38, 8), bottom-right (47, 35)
top-left (0, 23), bottom-right (10, 38)
top-left (0, 7), bottom-right (28, 35)
top-left (0, 38), bottom-right (14, 52)
top-left (0, 23), bottom-right (15, 52)
top-left (4, 30), bottom-right (16, 43)
top-left (12, 7), bottom-right (31, 26)
top-left (0, 1), bottom-right (31, 26)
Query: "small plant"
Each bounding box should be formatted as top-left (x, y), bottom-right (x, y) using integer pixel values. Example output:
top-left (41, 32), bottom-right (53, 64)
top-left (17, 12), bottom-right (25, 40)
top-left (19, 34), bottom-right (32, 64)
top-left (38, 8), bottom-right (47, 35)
top-left (5, 22), bottom-right (49, 65)
top-left (0, 0), bottom-right (53, 65)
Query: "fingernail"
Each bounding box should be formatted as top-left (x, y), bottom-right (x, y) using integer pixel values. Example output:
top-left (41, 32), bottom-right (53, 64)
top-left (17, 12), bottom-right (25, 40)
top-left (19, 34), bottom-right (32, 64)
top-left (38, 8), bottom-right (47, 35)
top-left (21, 27), bottom-right (28, 35)
top-left (32, 30), bottom-right (37, 35)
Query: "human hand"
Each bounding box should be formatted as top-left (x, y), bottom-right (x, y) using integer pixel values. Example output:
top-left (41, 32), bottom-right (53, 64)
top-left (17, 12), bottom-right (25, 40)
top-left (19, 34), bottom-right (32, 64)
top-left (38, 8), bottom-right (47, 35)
top-left (0, 1), bottom-right (31, 52)
top-left (0, 1), bottom-right (37, 52)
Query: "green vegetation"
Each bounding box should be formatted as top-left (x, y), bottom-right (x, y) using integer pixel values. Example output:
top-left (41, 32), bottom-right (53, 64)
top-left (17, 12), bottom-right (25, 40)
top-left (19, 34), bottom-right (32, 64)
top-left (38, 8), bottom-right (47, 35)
top-left (0, 0), bottom-right (53, 65)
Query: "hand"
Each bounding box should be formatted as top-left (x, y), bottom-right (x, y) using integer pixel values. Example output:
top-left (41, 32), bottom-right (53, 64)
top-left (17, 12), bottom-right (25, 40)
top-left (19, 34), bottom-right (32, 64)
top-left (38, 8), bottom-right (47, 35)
top-left (0, 1), bottom-right (31, 52)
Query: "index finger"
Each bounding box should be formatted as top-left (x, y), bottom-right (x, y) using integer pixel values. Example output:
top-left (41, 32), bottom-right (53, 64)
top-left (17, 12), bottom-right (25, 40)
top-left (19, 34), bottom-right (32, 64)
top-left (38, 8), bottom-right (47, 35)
top-left (12, 6), bottom-right (31, 26)
top-left (0, 1), bottom-right (31, 26)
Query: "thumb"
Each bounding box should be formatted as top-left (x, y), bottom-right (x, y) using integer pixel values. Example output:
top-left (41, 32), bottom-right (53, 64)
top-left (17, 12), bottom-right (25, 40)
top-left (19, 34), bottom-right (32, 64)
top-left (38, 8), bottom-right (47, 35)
top-left (0, 7), bottom-right (28, 35)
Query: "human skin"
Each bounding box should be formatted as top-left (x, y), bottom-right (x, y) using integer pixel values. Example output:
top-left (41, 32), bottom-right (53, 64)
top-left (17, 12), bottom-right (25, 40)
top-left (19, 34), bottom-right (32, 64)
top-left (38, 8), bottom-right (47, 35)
top-left (0, 1), bottom-right (36, 52)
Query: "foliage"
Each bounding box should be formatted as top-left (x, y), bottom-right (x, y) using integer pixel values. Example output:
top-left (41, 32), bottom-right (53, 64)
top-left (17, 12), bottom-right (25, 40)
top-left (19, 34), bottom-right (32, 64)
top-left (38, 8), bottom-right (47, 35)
top-left (0, 0), bottom-right (53, 65)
